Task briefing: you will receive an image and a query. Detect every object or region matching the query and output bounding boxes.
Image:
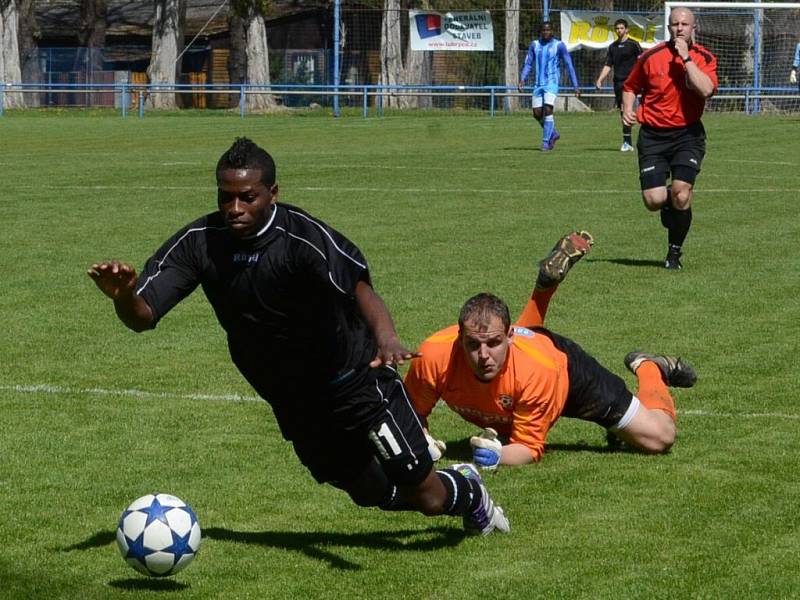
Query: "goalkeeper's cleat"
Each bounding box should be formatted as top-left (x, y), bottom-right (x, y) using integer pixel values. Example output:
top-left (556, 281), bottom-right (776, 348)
top-left (451, 463), bottom-right (510, 536)
top-left (664, 245), bottom-right (683, 270)
top-left (624, 352), bottom-right (697, 388)
top-left (620, 142), bottom-right (634, 152)
top-left (549, 129), bottom-right (561, 147)
top-left (536, 230), bottom-right (594, 289)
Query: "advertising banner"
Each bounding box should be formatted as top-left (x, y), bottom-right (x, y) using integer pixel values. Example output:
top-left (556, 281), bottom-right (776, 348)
top-left (410, 10), bottom-right (494, 51)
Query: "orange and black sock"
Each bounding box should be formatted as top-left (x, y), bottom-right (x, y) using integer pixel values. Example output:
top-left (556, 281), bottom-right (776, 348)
top-left (515, 286), bottom-right (556, 328)
top-left (635, 361), bottom-right (676, 420)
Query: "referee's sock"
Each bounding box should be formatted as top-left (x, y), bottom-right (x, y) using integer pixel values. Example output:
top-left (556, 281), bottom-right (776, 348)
top-left (622, 124), bottom-right (633, 145)
top-left (668, 206), bottom-right (692, 247)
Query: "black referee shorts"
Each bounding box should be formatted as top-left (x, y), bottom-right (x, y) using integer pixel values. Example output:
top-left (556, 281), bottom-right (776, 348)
top-left (533, 327), bottom-right (634, 429)
top-left (637, 121), bottom-right (706, 190)
top-left (289, 364), bottom-right (433, 487)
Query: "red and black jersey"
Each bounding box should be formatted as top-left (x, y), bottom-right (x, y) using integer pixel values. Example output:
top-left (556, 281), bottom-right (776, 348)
top-left (623, 41), bottom-right (718, 129)
top-left (134, 203), bottom-right (377, 404)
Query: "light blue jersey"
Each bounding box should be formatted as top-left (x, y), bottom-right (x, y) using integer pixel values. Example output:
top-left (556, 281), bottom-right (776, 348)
top-left (520, 37), bottom-right (579, 94)
top-left (793, 42), bottom-right (800, 69)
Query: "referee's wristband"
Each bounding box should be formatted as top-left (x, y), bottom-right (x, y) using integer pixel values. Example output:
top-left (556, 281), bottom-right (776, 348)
top-left (683, 55), bottom-right (693, 63)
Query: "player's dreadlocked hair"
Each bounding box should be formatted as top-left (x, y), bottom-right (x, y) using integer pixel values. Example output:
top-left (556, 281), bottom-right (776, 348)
top-left (216, 137), bottom-right (276, 185)
top-left (458, 293), bottom-right (511, 331)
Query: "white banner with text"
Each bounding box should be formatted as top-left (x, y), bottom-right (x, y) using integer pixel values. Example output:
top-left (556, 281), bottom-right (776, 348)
top-left (410, 10), bottom-right (494, 51)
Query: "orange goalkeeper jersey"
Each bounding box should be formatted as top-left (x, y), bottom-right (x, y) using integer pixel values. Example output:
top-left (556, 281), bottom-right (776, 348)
top-left (405, 324), bottom-right (570, 461)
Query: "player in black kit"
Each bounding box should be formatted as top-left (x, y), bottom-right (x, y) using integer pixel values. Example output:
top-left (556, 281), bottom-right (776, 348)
top-left (595, 19), bottom-right (643, 151)
top-left (88, 137), bottom-right (509, 535)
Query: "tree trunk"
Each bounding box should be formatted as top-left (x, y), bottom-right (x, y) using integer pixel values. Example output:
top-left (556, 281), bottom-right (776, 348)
top-left (379, 0), bottom-right (403, 109)
top-left (146, 0), bottom-right (185, 109)
top-left (504, 0), bottom-right (519, 113)
top-left (0, 0), bottom-right (24, 108)
top-left (79, 0), bottom-right (108, 48)
top-left (400, 0), bottom-right (432, 109)
top-left (242, 8), bottom-right (276, 111)
top-left (400, 43), bottom-right (431, 109)
top-left (228, 11), bottom-right (246, 86)
top-left (17, 0), bottom-right (40, 106)
top-left (78, 0), bottom-right (107, 107)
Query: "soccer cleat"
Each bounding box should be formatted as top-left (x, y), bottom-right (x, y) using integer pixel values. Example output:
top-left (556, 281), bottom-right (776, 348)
top-left (536, 230), bottom-right (594, 289)
top-left (620, 142), bottom-right (634, 152)
top-left (664, 246), bottom-right (683, 270)
top-left (451, 463), bottom-right (510, 536)
top-left (541, 141), bottom-right (553, 152)
top-left (549, 129), bottom-right (561, 148)
top-left (624, 352), bottom-right (697, 388)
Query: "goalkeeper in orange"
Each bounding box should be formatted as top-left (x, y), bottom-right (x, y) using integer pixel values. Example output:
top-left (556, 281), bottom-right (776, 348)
top-left (405, 232), bottom-right (697, 469)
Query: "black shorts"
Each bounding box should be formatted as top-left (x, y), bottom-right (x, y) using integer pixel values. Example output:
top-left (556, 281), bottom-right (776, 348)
top-left (637, 122), bottom-right (706, 190)
top-left (287, 365), bottom-right (432, 487)
top-left (533, 328), bottom-right (633, 429)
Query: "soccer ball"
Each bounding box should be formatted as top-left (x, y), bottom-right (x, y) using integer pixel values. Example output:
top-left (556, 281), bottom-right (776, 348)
top-left (116, 493), bottom-right (202, 577)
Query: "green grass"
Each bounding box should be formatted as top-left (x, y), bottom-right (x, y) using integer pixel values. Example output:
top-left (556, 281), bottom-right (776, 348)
top-left (1, 109), bottom-right (799, 598)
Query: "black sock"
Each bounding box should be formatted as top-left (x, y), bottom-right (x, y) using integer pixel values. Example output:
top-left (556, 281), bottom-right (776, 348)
top-left (436, 468), bottom-right (481, 516)
top-left (623, 124), bottom-right (632, 144)
top-left (668, 207), bottom-right (693, 247)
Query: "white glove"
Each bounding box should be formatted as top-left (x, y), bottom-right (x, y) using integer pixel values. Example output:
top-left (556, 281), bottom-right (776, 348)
top-left (424, 430), bottom-right (447, 462)
top-left (470, 427), bottom-right (502, 471)
top-left (790, 69), bottom-right (797, 84)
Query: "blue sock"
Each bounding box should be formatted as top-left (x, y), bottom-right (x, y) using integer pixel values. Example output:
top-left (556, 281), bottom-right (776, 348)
top-left (543, 116), bottom-right (555, 144)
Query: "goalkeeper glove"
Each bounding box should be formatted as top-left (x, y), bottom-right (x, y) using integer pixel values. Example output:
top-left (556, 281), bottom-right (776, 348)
top-left (424, 430), bottom-right (447, 462)
top-left (790, 69), bottom-right (797, 84)
top-left (470, 427), bottom-right (502, 470)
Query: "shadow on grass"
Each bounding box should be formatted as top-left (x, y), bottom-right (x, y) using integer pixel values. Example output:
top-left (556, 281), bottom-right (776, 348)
top-left (587, 257), bottom-right (664, 268)
top-left (63, 526), bottom-right (463, 571)
top-left (447, 437), bottom-right (615, 461)
top-left (203, 526), bottom-right (463, 570)
top-left (109, 578), bottom-right (189, 591)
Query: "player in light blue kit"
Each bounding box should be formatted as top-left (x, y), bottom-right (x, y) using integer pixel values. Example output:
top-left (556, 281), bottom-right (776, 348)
top-left (518, 21), bottom-right (581, 152)
top-left (790, 42), bottom-right (800, 90)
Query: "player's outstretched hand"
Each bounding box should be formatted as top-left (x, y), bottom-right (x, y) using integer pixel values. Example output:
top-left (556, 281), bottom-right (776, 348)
top-left (424, 429), bottom-right (447, 461)
top-left (369, 335), bottom-right (422, 368)
top-left (470, 427), bottom-right (502, 470)
top-left (87, 260), bottom-right (138, 301)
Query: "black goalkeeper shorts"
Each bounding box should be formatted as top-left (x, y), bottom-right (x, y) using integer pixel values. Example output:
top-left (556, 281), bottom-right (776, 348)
top-left (533, 327), bottom-right (634, 429)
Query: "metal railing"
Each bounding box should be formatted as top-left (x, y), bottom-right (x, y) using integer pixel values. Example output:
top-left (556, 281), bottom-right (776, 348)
top-left (1, 82), bottom-right (799, 117)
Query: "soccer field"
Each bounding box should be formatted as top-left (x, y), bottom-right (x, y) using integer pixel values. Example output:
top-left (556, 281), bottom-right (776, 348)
top-left (1, 110), bottom-right (798, 598)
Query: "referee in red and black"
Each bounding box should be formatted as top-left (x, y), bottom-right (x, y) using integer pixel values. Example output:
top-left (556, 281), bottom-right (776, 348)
top-left (622, 7), bottom-right (718, 270)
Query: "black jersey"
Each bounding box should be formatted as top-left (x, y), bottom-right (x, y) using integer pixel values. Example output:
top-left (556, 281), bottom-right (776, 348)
top-left (135, 202), bottom-right (377, 405)
top-left (606, 38), bottom-right (643, 83)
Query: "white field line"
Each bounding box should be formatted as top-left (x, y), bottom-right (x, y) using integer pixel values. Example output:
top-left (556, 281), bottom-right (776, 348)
top-left (2, 383), bottom-right (799, 421)
top-left (26, 184), bottom-right (800, 195)
top-left (0, 383), bottom-right (260, 403)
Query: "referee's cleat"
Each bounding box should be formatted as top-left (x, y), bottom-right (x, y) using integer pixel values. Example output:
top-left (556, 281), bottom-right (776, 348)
top-left (624, 352), bottom-right (697, 388)
top-left (620, 142), bottom-right (634, 152)
top-left (549, 129), bottom-right (561, 148)
top-left (452, 463), bottom-right (510, 536)
top-left (536, 230), bottom-right (594, 289)
top-left (664, 245), bottom-right (683, 270)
